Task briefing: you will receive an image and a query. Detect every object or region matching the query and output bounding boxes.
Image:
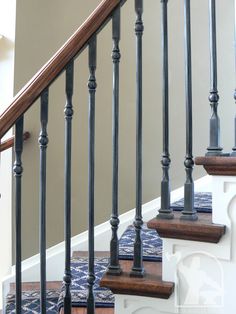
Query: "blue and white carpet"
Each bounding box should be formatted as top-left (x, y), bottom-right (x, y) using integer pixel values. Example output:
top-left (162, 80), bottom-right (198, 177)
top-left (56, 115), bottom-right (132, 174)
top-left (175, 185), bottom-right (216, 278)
top-left (57, 257), bottom-right (114, 310)
top-left (6, 290), bottom-right (59, 314)
top-left (119, 224), bottom-right (162, 261)
top-left (171, 192), bottom-right (212, 213)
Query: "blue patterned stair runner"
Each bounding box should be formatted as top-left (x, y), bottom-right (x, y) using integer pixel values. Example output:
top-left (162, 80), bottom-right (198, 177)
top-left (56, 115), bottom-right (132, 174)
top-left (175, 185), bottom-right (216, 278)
top-left (6, 290), bottom-right (59, 314)
top-left (57, 257), bottom-right (113, 311)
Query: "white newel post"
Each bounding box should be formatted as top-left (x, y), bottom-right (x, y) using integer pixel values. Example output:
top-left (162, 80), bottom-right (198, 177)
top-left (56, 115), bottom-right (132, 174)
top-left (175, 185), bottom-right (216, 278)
top-left (0, 0), bottom-right (17, 309)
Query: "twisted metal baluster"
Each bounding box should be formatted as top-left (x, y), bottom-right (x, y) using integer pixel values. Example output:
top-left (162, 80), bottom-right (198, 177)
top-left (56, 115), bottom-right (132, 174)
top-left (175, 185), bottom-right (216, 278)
top-left (63, 60), bottom-right (74, 314)
top-left (180, 0), bottom-right (198, 221)
top-left (39, 88), bottom-right (49, 314)
top-left (206, 0), bottom-right (223, 156)
top-left (157, 0), bottom-right (173, 220)
top-left (14, 116), bottom-right (24, 314)
top-left (107, 7), bottom-right (123, 276)
top-left (87, 36), bottom-right (97, 314)
top-left (131, 0), bottom-right (145, 278)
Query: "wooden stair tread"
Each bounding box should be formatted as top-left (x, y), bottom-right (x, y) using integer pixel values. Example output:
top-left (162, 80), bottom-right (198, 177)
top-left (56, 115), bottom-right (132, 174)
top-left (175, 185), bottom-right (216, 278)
top-left (147, 212), bottom-right (225, 243)
top-left (100, 260), bottom-right (174, 299)
top-left (73, 251), bottom-right (110, 258)
top-left (195, 156), bottom-right (236, 175)
top-left (10, 281), bottom-right (61, 293)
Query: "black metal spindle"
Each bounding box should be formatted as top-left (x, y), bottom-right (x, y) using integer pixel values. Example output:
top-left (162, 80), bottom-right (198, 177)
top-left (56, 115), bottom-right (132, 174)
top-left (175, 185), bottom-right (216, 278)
top-left (14, 116), bottom-right (24, 314)
top-left (87, 36), bottom-right (97, 314)
top-left (131, 0), bottom-right (145, 278)
top-left (107, 7), bottom-right (122, 276)
top-left (180, 0), bottom-right (198, 221)
top-left (232, 0), bottom-right (236, 156)
top-left (206, 0), bottom-right (223, 156)
top-left (157, 0), bottom-right (173, 220)
top-left (63, 60), bottom-right (74, 314)
top-left (39, 88), bottom-right (49, 314)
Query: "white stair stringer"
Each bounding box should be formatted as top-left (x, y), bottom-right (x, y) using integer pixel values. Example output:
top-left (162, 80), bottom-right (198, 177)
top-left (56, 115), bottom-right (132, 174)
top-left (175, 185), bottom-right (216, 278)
top-left (115, 175), bottom-right (236, 314)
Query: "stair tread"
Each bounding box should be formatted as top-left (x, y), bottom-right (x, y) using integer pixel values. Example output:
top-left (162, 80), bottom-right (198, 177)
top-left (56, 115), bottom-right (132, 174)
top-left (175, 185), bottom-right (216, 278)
top-left (9, 281), bottom-right (62, 293)
top-left (147, 212), bottom-right (225, 243)
top-left (73, 251), bottom-right (110, 258)
top-left (100, 259), bottom-right (174, 299)
top-left (195, 156), bottom-right (236, 175)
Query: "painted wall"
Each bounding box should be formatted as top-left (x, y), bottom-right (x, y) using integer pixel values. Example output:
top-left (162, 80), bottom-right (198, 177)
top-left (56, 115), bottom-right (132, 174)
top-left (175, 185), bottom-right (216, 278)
top-left (12, 0), bottom-right (235, 259)
top-left (0, 0), bottom-right (16, 306)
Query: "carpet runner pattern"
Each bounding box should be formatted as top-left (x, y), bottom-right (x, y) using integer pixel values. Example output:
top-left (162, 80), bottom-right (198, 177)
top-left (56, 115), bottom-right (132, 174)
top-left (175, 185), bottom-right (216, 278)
top-left (6, 290), bottom-right (59, 314)
top-left (171, 192), bottom-right (212, 213)
top-left (57, 257), bottom-right (114, 310)
top-left (119, 224), bottom-right (162, 261)
top-left (5, 192), bottom-right (212, 313)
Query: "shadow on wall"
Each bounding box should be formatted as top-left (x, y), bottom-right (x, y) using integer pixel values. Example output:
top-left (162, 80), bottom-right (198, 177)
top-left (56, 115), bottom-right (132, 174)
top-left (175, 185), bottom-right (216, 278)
top-left (0, 37), bottom-right (14, 63)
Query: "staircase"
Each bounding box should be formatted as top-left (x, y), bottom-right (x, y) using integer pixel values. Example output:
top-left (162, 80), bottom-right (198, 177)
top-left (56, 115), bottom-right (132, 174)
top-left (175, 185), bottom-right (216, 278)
top-left (1, 0), bottom-right (236, 313)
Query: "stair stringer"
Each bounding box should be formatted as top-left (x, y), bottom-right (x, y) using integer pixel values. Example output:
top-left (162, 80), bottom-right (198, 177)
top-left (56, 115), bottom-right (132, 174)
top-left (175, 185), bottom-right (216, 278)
top-left (161, 175), bottom-right (236, 314)
top-left (115, 294), bottom-right (178, 314)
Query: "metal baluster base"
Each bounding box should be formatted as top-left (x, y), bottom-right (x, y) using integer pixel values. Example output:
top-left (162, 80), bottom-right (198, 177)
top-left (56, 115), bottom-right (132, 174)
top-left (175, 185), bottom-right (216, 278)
top-left (157, 211), bottom-right (174, 220)
top-left (180, 211), bottom-right (198, 221)
top-left (130, 268), bottom-right (145, 278)
top-left (130, 222), bottom-right (145, 278)
top-left (206, 148), bottom-right (223, 156)
top-left (107, 265), bottom-right (122, 276)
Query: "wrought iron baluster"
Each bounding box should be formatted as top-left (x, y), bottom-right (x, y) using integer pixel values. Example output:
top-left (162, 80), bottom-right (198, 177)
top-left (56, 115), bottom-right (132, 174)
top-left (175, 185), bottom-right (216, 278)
top-left (107, 6), bottom-right (122, 276)
top-left (14, 116), bottom-right (24, 314)
top-left (232, 0), bottom-right (236, 156)
top-left (39, 88), bottom-right (49, 314)
top-left (131, 0), bottom-right (145, 278)
top-left (157, 0), bottom-right (173, 220)
top-left (87, 36), bottom-right (97, 314)
top-left (180, 0), bottom-right (198, 221)
top-left (63, 60), bottom-right (74, 314)
top-left (206, 0), bottom-right (223, 156)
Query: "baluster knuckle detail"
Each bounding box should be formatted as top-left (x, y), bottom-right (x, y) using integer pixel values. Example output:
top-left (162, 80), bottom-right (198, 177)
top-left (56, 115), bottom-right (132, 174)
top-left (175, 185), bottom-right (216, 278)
top-left (38, 134), bottom-right (49, 147)
top-left (88, 77), bottom-right (97, 91)
top-left (161, 155), bottom-right (171, 167)
top-left (13, 163), bottom-right (23, 176)
top-left (64, 104), bottom-right (74, 118)
top-left (133, 218), bottom-right (143, 229)
top-left (87, 273), bottom-right (96, 285)
top-left (63, 274), bottom-right (72, 285)
top-left (184, 156), bottom-right (194, 169)
top-left (135, 20), bottom-right (144, 35)
top-left (110, 216), bottom-right (120, 227)
top-left (112, 48), bottom-right (121, 63)
top-left (209, 90), bottom-right (219, 103)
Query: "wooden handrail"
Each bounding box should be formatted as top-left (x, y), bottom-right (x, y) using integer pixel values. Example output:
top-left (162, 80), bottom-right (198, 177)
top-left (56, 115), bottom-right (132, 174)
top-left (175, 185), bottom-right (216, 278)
top-left (0, 132), bottom-right (30, 153)
top-left (0, 0), bottom-right (122, 139)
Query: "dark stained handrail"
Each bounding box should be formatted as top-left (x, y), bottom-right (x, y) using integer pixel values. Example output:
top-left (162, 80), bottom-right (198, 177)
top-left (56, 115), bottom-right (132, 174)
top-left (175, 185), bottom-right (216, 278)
top-left (0, 0), bottom-right (123, 139)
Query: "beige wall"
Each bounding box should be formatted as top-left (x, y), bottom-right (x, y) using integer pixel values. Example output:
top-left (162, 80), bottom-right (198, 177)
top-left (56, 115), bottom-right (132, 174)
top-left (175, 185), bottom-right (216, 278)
top-left (13, 0), bottom-right (235, 259)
